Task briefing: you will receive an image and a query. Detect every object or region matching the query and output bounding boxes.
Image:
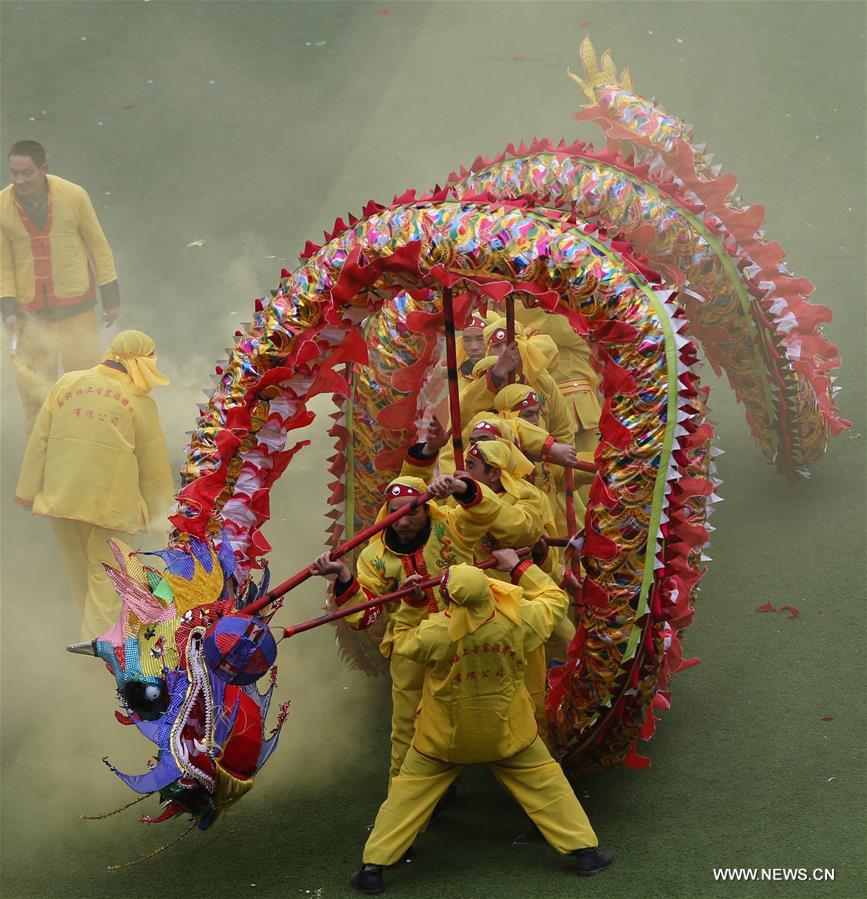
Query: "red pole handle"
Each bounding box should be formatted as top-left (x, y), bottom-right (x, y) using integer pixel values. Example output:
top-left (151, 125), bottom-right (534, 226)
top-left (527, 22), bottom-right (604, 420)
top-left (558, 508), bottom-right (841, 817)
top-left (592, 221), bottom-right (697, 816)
top-left (564, 466), bottom-right (577, 536)
top-left (244, 489), bottom-right (435, 616)
top-left (566, 459), bottom-right (596, 474)
top-left (282, 548), bottom-right (531, 638)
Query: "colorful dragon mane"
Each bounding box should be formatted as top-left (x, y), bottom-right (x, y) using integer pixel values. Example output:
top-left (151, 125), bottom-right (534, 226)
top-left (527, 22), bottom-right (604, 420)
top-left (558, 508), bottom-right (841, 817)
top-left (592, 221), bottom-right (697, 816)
top-left (74, 39), bottom-right (847, 832)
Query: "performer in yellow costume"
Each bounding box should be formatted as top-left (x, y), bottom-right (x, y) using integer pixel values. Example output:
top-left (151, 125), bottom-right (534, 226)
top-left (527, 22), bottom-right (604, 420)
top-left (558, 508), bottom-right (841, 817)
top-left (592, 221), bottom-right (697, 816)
top-left (348, 553), bottom-right (613, 894)
top-left (454, 312), bottom-right (487, 389)
top-left (404, 416), bottom-right (548, 550)
top-left (311, 472), bottom-right (537, 781)
top-left (493, 382), bottom-right (595, 528)
top-left (416, 407), bottom-right (578, 480)
top-left (515, 302), bottom-right (601, 456)
top-left (463, 437), bottom-right (550, 556)
top-left (15, 330), bottom-right (174, 638)
top-left (460, 318), bottom-right (575, 446)
top-left (2, 141), bottom-right (121, 431)
top-left (463, 437), bottom-right (574, 730)
top-left (417, 311), bottom-right (489, 430)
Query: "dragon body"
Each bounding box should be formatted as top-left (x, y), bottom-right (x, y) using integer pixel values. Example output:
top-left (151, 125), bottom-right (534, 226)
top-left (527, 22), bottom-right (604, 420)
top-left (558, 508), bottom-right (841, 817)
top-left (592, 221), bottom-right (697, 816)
top-left (80, 40), bottom-right (846, 831)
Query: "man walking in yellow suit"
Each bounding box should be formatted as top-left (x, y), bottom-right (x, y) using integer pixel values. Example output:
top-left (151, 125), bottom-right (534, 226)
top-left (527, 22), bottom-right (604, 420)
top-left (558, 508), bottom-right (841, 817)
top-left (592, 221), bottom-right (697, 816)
top-left (1, 140), bottom-right (121, 432)
top-left (16, 331), bottom-right (174, 638)
top-left (346, 552), bottom-right (614, 893)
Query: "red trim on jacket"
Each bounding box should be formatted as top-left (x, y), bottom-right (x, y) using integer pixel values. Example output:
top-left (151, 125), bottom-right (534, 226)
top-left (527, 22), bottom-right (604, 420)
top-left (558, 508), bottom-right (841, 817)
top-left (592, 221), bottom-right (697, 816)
top-left (333, 575), bottom-right (360, 605)
top-left (405, 442), bottom-right (437, 467)
top-left (333, 576), bottom-right (383, 630)
top-left (511, 559), bottom-right (533, 584)
top-left (13, 196), bottom-right (96, 313)
top-left (399, 550), bottom-right (436, 612)
top-left (455, 478), bottom-right (483, 508)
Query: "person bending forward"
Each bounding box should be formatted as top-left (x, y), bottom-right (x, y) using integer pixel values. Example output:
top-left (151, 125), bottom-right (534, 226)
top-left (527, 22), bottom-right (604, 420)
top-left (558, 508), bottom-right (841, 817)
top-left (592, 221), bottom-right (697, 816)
top-left (347, 551), bottom-right (614, 894)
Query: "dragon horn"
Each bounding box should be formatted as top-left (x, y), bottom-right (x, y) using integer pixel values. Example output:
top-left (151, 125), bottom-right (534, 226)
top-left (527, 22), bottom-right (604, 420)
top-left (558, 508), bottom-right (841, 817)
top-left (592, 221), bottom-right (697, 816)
top-left (66, 639), bottom-right (98, 657)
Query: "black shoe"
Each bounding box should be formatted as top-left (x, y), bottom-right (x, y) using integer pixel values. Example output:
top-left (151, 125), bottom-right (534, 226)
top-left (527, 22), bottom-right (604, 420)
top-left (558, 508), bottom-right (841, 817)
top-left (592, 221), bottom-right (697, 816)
top-left (572, 847), bottom-right (614, 876)
top-left (350, 863), bottom-right (384, 895)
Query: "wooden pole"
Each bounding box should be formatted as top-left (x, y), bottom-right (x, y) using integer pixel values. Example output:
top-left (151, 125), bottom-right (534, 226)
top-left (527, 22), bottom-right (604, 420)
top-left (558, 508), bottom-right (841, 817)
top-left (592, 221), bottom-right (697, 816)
top-left (243, 490), bottom-right (435, 615)
top-left (505, 295), bottom-right (516, 385)
top-left (562, 468), bottom-right (583, 598)
top-left (441, 286), bottom-right (465, 470)
top-left (505, 296), bottom-right (515, 345)
top-left (564, 467), bottom-right (577, 536)
top-left (565, 458), bottom-right (596, 474)
top-left (282, 548), bottom-right (531, 638)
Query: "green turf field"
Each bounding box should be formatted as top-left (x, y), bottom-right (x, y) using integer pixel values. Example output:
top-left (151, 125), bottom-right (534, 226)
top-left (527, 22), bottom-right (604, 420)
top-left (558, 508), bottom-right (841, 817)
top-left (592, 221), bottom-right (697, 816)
top-left (1, 2), bottom-right (864, 897)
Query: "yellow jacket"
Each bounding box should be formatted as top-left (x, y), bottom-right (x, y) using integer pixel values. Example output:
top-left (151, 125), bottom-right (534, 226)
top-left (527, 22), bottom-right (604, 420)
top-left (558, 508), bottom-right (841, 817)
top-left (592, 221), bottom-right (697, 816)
top-left (394, 563), bottom-right (568, 763)
top-left (515, 305), bottom-right (598, 387)
top-left (16, 365), bottom-right (174, 533)
top-left (515, 305), bottom-right (601, 430)
top-left (0, 175), bottom-right (117, 312)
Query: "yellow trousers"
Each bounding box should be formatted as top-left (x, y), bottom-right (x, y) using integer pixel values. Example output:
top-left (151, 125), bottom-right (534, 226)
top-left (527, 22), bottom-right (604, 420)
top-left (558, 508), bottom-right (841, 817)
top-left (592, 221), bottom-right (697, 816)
top-left (14, 308), bottom-right (102, 433)
top-left (50, 519), bottom-right (128, 639)
top-left (363, 738), bottom-right (597, 865)
top-left (525, 645), bottom-right (548, 735)
top-left (389, 654), bottom-right (426, 781)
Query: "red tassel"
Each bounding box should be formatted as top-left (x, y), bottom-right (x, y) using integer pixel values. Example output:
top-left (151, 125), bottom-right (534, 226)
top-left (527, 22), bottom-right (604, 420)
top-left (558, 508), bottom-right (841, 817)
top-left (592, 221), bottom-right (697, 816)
top-left (622, 747), bottom-right (652, 769)
top-left (638, 711), bottom-right (656, 741)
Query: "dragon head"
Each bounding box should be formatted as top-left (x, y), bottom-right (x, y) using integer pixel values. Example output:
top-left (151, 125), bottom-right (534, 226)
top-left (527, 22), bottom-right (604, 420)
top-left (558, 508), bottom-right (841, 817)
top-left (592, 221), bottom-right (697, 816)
top-left (68, 534), bottom-right (287, 829)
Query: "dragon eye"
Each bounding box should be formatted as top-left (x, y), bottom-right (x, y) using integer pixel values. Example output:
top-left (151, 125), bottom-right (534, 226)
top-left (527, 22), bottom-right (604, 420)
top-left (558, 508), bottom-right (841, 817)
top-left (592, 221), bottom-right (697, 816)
top-left (121, 680), bottom-right (168, 721)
